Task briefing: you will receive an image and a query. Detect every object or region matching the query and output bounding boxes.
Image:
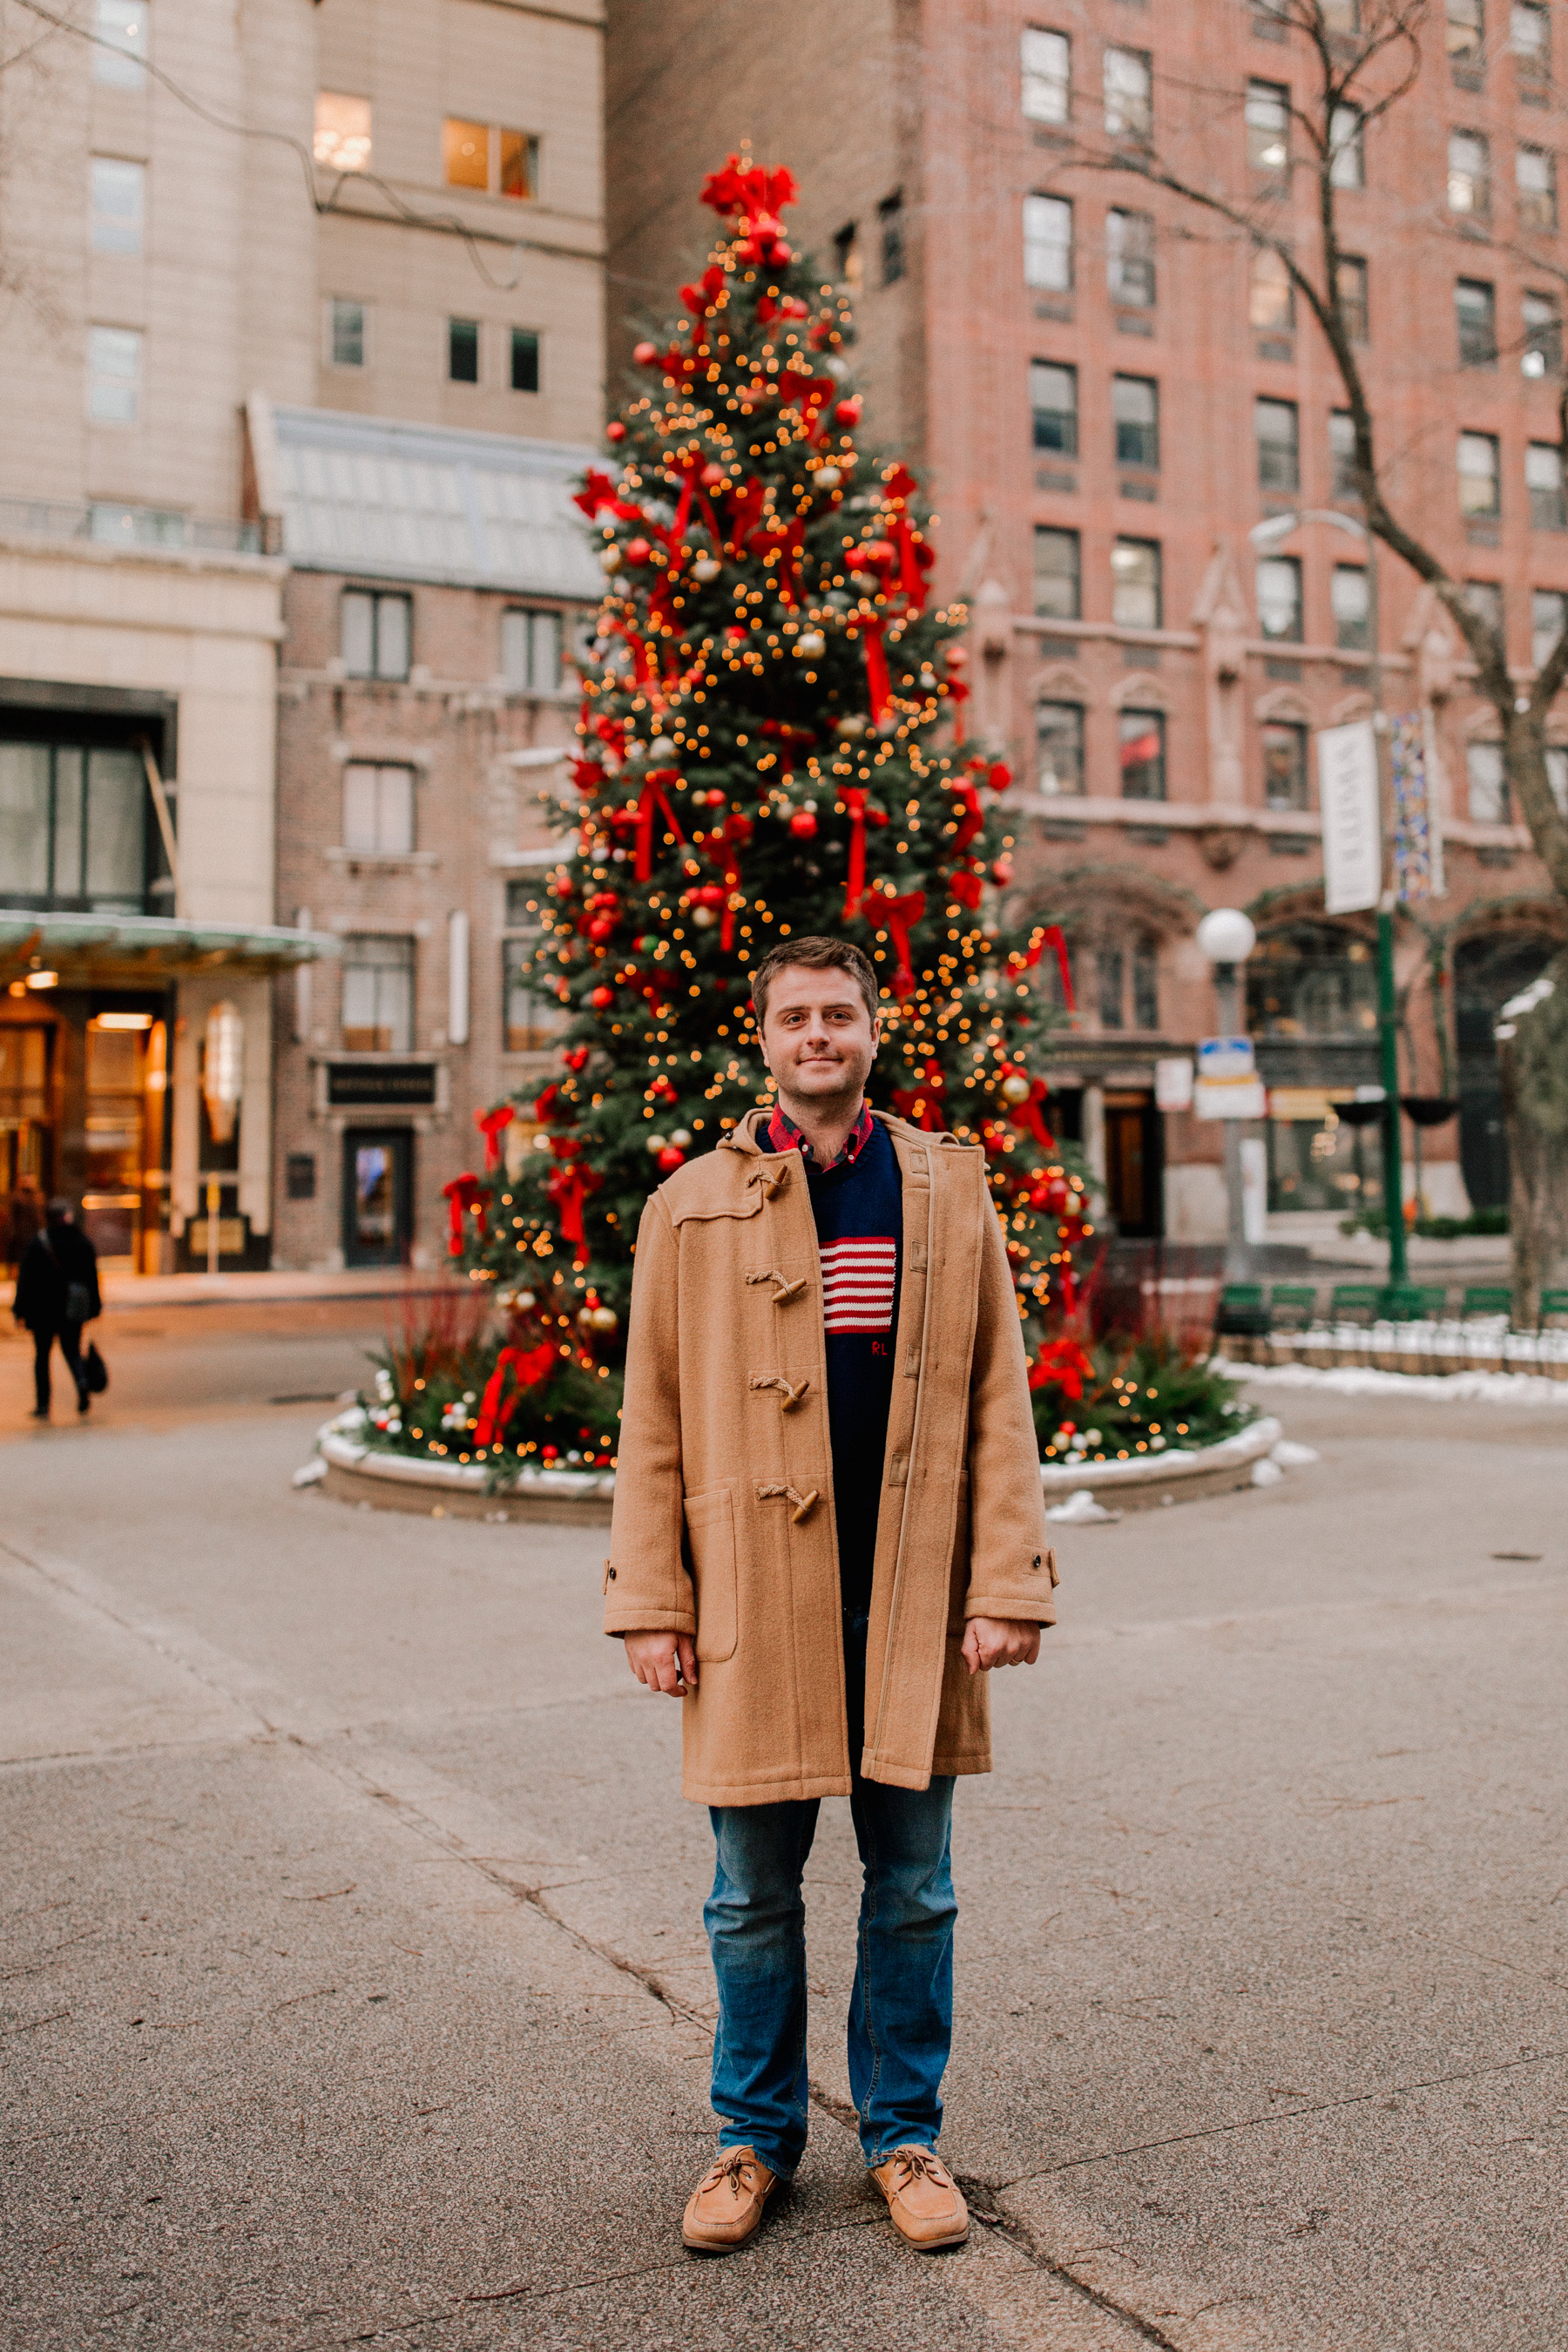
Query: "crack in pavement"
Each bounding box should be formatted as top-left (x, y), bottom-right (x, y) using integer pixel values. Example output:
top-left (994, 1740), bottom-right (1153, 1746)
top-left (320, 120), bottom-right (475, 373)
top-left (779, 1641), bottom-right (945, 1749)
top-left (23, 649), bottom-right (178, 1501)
top-left (963, 2188), bottom-right (1187, 2350)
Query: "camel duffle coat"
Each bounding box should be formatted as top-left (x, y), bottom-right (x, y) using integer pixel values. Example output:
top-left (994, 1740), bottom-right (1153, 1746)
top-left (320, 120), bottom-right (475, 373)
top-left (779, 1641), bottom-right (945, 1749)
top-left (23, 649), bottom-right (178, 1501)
top-left (602, 1107), bottom-right (1057, 1804)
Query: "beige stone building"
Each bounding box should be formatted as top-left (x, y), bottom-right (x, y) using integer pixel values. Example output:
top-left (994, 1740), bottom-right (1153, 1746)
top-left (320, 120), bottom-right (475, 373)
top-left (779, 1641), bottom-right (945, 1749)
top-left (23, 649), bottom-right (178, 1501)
top-left (0, 0), bottom-right (604, 1274)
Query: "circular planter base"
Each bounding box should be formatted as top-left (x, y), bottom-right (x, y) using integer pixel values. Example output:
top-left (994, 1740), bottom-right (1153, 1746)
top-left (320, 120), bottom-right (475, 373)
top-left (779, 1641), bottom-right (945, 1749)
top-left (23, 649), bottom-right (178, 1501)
top-left (1041, 1416), bottom-right (1283, 1516)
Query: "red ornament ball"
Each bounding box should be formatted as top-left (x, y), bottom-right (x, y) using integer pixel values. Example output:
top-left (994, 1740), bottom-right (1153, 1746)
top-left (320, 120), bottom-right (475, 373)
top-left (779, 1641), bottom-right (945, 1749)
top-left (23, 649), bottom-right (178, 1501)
top-left (835, 396), bottom-right (863, 425)
top-left (692, 882), bottom-right (727, 907)
top-left (700, 462), bottom-right (727, 486)
top-left (588, 916), bottom-right (616, 944)
top-left (656, 1146), bottom-right (686, 1173)
top-left (788, 810), bottom-right (818, 839)
top-left (564, 1046), bottom-right (591, 1071)
top-left (624, 537), bottom-right (652, 565)
top-left (605, 421), bottom-right (627, 442)
top-left (590, 985), bottom-right (614, 1010)
top-left (632, 341), bottom-right (658, 366)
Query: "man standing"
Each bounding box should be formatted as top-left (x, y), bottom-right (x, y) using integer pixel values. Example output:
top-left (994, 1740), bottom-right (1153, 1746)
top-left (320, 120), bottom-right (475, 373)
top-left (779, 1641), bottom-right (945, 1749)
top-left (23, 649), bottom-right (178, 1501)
top-left (13, 1197), bottom-right (101, 1421)
top-left (605, 936), bottom-right (1056, 2254)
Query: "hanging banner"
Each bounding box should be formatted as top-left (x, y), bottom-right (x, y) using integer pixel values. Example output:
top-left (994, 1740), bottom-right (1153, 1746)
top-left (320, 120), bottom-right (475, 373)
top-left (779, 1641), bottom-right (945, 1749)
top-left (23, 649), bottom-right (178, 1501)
top-left (1317, 720), bottom-right (1382, 915)
top-left (1391, 712), bottom-right (1445, 902)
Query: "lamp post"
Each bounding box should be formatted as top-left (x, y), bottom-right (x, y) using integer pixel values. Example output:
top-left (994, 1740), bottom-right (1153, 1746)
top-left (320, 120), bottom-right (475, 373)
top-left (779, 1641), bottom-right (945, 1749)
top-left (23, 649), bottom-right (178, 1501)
top-left (1249, 510), bottom-right (1409, 1298)
top-left (1195, 905), bottom-right (1258, 1276)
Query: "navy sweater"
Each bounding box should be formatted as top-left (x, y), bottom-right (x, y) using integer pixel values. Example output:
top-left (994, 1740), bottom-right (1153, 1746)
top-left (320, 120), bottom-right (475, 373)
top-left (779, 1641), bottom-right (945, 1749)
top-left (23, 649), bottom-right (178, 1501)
top-left (767, 1106), bottom-right (902, 1616)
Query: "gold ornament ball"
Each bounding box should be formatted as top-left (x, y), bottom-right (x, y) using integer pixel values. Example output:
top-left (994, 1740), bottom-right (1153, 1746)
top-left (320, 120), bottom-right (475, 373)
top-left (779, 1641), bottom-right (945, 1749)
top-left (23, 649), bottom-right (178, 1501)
top-left (590, 1306), bottom-right (618, 1332)
top-left (599, 545), bottom-right (623, 572)
top-left (692, 557), bottom-right (722, 583)
top-left (645, 1132), bottom-right (666, 1154)
top-left (1000, 1072), bottom-right (1032, 1105)
top-left (690, 904), bottom-right (717, 928)
top-left (794, 631), bottom-right (826, 658)
top-left (815, 464), bottom-right (841, 490)
top-left (670, 1128), bottom-right (693, 1148)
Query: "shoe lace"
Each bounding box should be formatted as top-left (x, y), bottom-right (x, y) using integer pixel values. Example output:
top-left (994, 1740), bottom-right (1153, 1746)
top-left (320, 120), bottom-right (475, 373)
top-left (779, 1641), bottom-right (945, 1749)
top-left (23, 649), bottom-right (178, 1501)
top-left (702, 2148), bottom-right (757, 2200)
top-left (891, 2147), bottom-right (948, 2189)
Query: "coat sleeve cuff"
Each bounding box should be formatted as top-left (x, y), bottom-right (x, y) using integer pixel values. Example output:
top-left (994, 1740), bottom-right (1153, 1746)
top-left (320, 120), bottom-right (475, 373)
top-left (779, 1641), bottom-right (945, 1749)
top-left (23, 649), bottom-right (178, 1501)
top-left (963, 1592), bottom-right (1058, 1625)
top-left (604, 1606), bottom-right (698, 1638)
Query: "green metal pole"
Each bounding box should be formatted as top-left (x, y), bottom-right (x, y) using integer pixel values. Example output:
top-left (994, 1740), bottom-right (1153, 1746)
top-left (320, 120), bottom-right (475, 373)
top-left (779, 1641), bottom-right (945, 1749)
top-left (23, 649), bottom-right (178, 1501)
top-left (1377, 904), bottom-right (1408, 1295)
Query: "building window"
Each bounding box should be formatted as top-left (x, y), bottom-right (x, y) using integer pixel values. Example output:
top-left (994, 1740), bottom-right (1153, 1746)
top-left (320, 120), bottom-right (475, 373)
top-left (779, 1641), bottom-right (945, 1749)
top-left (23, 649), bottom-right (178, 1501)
top-left (1022, 27), bottom-right (1071, 122)
top-left (1250, 247), bottom-right (1294, 331)
top-left (1447, 0), bottom-right (1484, 60)
top-left (1321, 0), bottom-right (1360, 28)
top-left (1517, 145), bottom-right (1558, 228)
top-left (1033, 525), bottom-right (1081, 618)
top-left (1106, 208), bottom-right (1155, 306)
top-left (0, 740), bottom-right (151, 913)
top-left (1098, 943), bottom-right (1125, 1029)
top-left (342, 763), bottom-right (415, 855)
top-left (1467, 740), bottom-right (1509, 821)
top-left (1024, 194), bottom-right (1073, 291)
top-left (341, 936), bottom-right (415, 1053)
top-left (1337, 255), bottom-right (1370, 342)
top-left (501, 932), bottom-right (552, 1053)
top-left (1449, 130), bottom-right (1490, 214)
top-left (442, 119), bottom-right (538, 200)
top-left (501, 607), bottom-right (562, 692)
top-left (1247, 80), bottom-right (1290, 175)
top-left (1512, 1), bottom-right (1551, 80)
top-left (448, 318), bottom-right (480, 383)
top-left (1113, 375), bottom-right (1159, 468)
top-left (1456, 279), bottom-right (1497, 365)
top-left (341, 589), bottom-right (411, 680)
top-left (1031, 361), bottom-right (1078, 454)
top-left (1551, 746), bottom-right (1568, 813)
top-left (1465, 579), bottom-right (1505, 633)
top-left (328, 297), bottom-right (366, 368)
top-left (1037, 700), bottom-right (1085, 794)
top-left (1256, 398), bottom-right (1300, 490)
top-left (1112, 537), bottom-right (1161, 628)
top-left (1329, 409), bottom-right (1359, 497)
top-left (1119, 709), bottom-right (1166, 800)
top-left (1262, 721), bottom-right (1309, 808)
top-left (1132, 936), bottom-right (1159, 1031)
top-left (1458, 429), bottom-right (1501, 515)
top-left (314, 92), bottom-right (372, 172)
top-left (87, 325), bottom-right (140, 424)
top-left (509, 328), bottom-right (541, 394)
top-left (833, 223), bottom-right (862, 287)
top-left (90, 158), bottom-right (144, 255)
top-left (1329, 105), bottom-right (1364, 188)
top-left (1527, 441), bottom-right (1567, 526)
top-left (1531, 586), bottom-right (1568, 665)
top-left (93, 0), bottom-right (147, 86)
top-left (1104, 47), bottom-right (1152, 144)
top-left (879, 191), bottom-right (906, 285)
top-left (1257, 554), bottom-right (1303, 639)
top-left (1524, 291), bottom-right (1563, 375)
top-left (1332, 564), bottom-right (1370, 648)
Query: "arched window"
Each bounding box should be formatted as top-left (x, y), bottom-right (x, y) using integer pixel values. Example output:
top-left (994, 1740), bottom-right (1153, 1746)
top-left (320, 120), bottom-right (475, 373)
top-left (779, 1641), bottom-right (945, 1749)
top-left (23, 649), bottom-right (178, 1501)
top-left (1247, 921), bottom-right (1378, 1038)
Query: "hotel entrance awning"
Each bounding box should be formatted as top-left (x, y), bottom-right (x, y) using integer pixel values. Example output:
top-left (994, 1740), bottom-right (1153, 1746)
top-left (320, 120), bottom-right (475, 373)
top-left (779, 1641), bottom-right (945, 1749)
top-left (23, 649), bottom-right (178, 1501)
top-left (1, 909), bottom-right (340, 986)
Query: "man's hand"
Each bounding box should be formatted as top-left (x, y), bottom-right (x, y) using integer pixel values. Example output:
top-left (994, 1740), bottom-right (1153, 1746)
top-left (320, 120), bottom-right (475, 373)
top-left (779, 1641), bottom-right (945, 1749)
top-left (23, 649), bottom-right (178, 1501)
top-left (962, 1616), bottom-right (1042, 1677)
top-left (623, 1630), bottom-right (699, 1696)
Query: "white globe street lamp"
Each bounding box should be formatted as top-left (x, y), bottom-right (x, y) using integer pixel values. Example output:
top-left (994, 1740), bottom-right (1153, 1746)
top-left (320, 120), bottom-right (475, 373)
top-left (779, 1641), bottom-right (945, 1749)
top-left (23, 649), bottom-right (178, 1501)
top-left (1195, 909), bottom-right (1258, 1281)
top-left (1195, 908), bottom-right (1257, 969)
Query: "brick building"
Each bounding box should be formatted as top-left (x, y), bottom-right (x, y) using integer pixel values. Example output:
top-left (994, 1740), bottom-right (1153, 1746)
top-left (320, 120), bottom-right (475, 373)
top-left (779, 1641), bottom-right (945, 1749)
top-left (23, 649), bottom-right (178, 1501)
top-left (605, 0), bottom-right (1567, 1242)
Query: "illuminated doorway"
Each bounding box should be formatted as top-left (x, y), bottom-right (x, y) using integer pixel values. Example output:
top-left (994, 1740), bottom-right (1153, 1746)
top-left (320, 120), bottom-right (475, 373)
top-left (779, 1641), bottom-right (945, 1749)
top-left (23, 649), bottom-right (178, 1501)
top-left (342, 1130), bottom-right (412, 1267)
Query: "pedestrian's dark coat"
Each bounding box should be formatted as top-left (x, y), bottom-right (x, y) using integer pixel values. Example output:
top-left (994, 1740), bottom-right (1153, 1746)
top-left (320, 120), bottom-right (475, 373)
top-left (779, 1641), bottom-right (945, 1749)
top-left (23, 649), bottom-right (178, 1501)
top-left (13, 1220), bottom-right (101, 1331)
top-left (603, 1108), bottom-right (1057, 1805)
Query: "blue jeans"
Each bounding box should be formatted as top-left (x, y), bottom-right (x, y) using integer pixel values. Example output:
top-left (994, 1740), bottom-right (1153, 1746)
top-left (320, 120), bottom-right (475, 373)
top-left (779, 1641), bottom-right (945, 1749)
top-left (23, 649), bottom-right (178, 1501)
top-left (704, 1613), bottom-right (956, 2179)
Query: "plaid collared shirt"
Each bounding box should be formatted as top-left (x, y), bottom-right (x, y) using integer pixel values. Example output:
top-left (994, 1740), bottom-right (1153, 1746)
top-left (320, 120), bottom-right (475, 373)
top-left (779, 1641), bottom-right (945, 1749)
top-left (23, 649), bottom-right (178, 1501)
top-left (765, 1098), bottom-right (875, 1173)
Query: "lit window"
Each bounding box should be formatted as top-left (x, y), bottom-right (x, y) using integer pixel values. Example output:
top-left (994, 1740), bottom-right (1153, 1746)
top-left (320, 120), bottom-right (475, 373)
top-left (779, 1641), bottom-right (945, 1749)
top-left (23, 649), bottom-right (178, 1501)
top-left (443, 118), bottom-right (490, 189)
top-left (90, 158), bottom-right (144, 255)
top-left (1257, 555), bottom-right (1303, 639)
top-left (1112, 537), bottom-right (1161, 629)
top-left (1527, 441), bottom-right (1566, 527)
top-left (498, 129), bottom-right (537, 200)
top-left (1332, 565), bottom-right (1370, 649)
top-left (1337, 256), bottom-right (1369, 341)
top-left (1524, 290), bottom-right (1563, 375)
top-left (1458, 429), bottom-right (1501, 515)
top-left (1031, 360), bottom-right (1078, 455)
top-left (1037, 701), bottom-right (1085, 795)
top-left (93, 0), bottom-right (147, 88)
top-left (328, 298), bottom-right (366, 368)
top-left (1247, 80), bottom-right (1290, 174)
top-left (341, 590), bottom-right (411, 681)
top-left (1466, 740), bottom-right (1509, 821)
top-left (1447, 0), bottom-right (1484, 61)
top-left (341, 936), bottom-right (414, 1053)
top-left (1517, 145), bottom-right (1557, 229)
top-left (510, 328), bottom-right (540, 392)
top-left (1531, 587), bottom-right (1568, 666)
top-left (1256, 398), bottom-right (1300, 490)
top-left (1106, 208), bottom-right (1155, 306)
top-left (443, 118), bottom-right (538, 199)
top-left (1104, 48), bottom-right (1152, 143)
top-left (1119, 709), bottom-right (1166, 800)
top-left (342, 764), bottom-right (415, 855)
top-left (87, 326), bottom-right (140, 424)
top-left (314, 92), bottom-right (371, 172)
top-left (1250, 247), bottom-right (1294, 331)
top-left (1329, 105), bottom-right (1364, 188)
top-left (1024, 193), bottom-right (1073, 291)
top-left (1449, 130), bottom-right (1490, 213)
top-left (448, 317), bottom-right (480, 383)
top-left (1456, 278), bottom-right (1497, 366)
top-left (1262, 721), bottom-right (1309, 809)
top-left (501, 609), bottom-right (562, 693)
top-left (1512, 2), bottom-right (1551, 79)
top-left (1022, 27), bottom-right (1071, 123)
top-left (1033, 526), bottom-right (1080, 619)
top-left (1113, 375), bottom-right (1159, 468)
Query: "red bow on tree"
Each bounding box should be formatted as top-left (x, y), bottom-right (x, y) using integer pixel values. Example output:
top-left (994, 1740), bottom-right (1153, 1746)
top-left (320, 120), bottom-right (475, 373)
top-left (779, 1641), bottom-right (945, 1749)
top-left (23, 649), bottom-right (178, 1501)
top-left (1000, 1067), bottom-right (1056, 1152)
top-left (472, 1339), bottom-right (559, 1448)
top-left (891, 1056), bottom-right (946, 1132)
top-left (710, 811), bottom-right (753, 949)
top-left (476, 1105), bottom-right (514, 1170)
top-left (634, 770), bottom-right (686, 881)
top-left (1028, 1337), bottom-right (1095, 1397)
top-left (442, 1173), bottom-right (486, 1256)
top-left (1023, 923), bottom-right (1076, 1012)
top-left (876, 889), bottom-right (927, 1001)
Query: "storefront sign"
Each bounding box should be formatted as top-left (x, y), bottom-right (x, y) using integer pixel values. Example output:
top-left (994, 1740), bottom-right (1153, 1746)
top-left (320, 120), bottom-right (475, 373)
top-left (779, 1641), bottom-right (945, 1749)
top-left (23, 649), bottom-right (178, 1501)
top-left (1317, 720), bottom-right (1382, 915)
top-left (326, 1061), bottom-right (437, 1107)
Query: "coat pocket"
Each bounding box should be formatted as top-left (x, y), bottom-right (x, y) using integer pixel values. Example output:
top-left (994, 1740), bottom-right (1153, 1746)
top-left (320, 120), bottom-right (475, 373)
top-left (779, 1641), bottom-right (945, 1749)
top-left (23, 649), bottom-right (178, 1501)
top-left (683, 1484), bottom-right (738, 1663)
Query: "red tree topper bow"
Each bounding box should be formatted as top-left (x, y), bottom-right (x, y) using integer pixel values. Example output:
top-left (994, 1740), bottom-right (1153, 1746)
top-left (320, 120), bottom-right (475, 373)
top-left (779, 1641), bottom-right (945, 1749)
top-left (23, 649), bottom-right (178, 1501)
top-left (876, 889), bottom-right (927, 1001)
top-left (441, 1173), bottom-right (486, 1256)
top-left (1028, 1338), bottom-right (1095, 1398)
top-left (476, 1105), bottom-right (514, 1170)
top-left (699, 156), bottom-right (800, 220)
top-left (472, 1340), bottom-right (559, 1448)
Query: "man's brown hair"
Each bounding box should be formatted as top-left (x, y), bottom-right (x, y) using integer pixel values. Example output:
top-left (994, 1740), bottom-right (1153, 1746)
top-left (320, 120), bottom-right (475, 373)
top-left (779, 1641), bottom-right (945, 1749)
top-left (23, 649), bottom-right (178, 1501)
top-left (750, 936), bottom-right (880, 1027)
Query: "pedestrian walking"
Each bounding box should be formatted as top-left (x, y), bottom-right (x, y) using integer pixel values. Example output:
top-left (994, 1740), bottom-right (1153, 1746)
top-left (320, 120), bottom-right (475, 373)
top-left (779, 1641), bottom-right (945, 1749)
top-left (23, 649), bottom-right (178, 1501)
top-left (3, 1173), bottom-right (44, 1272)
top-left (13, 1198), bottom-right (102, 1420)
top-left (605, 936), bottom-right (1057, 2255)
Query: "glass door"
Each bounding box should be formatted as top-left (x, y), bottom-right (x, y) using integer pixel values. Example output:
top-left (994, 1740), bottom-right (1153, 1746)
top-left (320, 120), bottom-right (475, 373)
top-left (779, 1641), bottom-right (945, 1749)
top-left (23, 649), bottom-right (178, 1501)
top-left (342, 1130), bottom-right (412, 1267)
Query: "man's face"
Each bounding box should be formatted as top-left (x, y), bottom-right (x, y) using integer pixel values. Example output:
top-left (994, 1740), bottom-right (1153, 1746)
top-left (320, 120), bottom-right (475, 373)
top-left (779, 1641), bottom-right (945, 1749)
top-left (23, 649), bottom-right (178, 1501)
top-left (757, 965), bottom-right (879, 1106)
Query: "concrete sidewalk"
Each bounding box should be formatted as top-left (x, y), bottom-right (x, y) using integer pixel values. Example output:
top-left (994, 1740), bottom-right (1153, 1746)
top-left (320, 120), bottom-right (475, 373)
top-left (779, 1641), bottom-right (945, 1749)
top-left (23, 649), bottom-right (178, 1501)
top-left (2, 1265), bottom-right (456, 1314)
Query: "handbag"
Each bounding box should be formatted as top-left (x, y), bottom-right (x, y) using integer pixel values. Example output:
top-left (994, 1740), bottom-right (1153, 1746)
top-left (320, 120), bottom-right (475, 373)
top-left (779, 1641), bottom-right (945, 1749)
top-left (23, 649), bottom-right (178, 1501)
top-left (84, 1342), bottom-right (109, 1395)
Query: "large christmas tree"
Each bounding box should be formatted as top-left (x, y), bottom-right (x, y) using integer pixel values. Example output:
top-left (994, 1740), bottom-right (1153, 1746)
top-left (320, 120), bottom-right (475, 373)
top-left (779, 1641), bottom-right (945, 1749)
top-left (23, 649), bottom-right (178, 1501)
top-left (442, 158), bottom-right (1092, 1474)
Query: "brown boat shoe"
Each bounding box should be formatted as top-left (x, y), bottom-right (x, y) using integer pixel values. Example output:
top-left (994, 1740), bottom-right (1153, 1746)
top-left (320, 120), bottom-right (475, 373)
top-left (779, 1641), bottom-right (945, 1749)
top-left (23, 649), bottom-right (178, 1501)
top-left (681, 2145), bottom-right (778, 2252)
top-left (870, 2145), bottom-right (970, 2249)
